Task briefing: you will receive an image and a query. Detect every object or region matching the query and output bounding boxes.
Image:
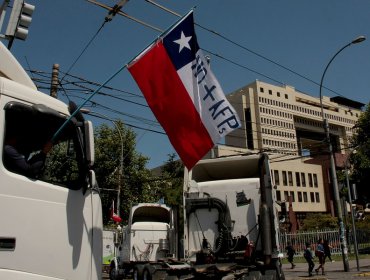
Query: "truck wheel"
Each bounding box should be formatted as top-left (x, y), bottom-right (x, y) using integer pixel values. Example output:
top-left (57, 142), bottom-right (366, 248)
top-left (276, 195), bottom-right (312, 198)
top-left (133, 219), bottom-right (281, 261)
top-left (142, 267), bottom-right (152, 280)
top-left (133, 265), bottom-right (144, 280)
top-left (109, 267), bottom-right (118, 280)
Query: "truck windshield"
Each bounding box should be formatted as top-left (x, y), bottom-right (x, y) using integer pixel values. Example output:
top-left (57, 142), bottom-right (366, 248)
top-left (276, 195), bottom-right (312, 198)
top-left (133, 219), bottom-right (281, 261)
top-left (132, 206), bottom-right (171, 224)
top-left (3, 102), bottom-right (85, 189)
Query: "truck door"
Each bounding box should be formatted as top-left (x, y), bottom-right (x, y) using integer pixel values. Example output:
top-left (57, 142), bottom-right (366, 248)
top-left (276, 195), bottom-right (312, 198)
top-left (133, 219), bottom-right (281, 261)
top-left (0, 99), bottom-right (100, 280)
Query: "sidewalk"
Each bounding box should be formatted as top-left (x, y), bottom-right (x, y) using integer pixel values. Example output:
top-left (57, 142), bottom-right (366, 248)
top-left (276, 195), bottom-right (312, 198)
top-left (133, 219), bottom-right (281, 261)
top-left (283, 258), bottom-right (370, 280)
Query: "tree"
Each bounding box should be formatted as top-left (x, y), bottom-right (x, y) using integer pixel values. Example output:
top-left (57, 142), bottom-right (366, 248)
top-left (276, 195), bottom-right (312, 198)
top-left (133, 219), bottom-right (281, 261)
top-left (350, 102), bottom-right (370, 204)
top-left (159, 153), bottom-right (184, 206)
top-left (300, 213), bottom-right (337, 231)
top-left (143, 153), bottom-right (185, 236)
top-left (94, 121), bottom-right (152, 225)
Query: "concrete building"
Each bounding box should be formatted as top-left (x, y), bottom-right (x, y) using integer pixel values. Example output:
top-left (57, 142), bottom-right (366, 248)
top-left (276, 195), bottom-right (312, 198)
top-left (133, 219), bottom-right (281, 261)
top-left (215, 80), bottom-right (364, 230)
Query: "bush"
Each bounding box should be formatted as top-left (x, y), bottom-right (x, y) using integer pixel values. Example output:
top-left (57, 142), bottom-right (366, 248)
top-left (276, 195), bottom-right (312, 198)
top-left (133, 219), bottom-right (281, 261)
top-left (301, 213), bottom-right (337, 231)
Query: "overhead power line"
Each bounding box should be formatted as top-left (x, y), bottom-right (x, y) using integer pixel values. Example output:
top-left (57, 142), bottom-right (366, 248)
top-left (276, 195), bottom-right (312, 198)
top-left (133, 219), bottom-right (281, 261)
top-left (144, 0), bottom-right (348, 99)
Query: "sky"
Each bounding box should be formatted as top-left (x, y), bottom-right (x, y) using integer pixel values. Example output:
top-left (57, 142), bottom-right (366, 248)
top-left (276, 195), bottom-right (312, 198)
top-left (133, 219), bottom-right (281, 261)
top-left (1, 0), bottom-right (370, 168)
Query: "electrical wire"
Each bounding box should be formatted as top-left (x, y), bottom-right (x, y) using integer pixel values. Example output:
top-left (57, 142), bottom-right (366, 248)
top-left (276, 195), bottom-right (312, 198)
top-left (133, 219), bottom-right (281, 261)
top-left (29, 69), bottom-right (353, 161)
top-left (144, 0), bottom-right (347, 98)
top-left (61, 22), bottom-right (106, 83)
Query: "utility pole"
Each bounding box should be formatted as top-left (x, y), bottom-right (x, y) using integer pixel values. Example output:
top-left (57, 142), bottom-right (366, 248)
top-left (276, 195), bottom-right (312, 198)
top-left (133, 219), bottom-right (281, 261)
top-left (50, 63), bottom-right (59, 98)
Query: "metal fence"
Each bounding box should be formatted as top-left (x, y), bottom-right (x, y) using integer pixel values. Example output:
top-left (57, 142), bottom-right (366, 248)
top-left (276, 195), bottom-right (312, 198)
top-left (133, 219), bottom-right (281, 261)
top-left (279, 229), bottom-right (370, 258)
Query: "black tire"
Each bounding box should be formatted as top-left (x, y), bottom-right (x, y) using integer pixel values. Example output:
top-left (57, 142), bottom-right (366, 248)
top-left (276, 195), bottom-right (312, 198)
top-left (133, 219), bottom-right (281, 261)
top-left (133, 265), bottom-right (144, 280)
top-left (109, 266), bottom-right (118, 280)
top-left (142, 267), bottom-right (152, 280)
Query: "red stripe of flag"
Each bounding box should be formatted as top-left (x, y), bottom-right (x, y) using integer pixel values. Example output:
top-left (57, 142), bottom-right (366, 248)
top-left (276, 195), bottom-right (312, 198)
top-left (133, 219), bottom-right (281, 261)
top-left (128, 42), bottom-right (213, 170)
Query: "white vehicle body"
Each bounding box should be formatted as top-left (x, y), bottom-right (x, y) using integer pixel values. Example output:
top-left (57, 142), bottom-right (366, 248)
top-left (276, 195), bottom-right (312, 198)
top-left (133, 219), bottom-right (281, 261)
top-left (110, 203), bottom-right (194, 280)
top-left (0, 41), bottom-right (102, 280)
top-left (120, 203), bottom-right (175, 263)
top-left (183, 153), bottom-right (284, 279)
top-left (103, 230), bottom-right (116, 266)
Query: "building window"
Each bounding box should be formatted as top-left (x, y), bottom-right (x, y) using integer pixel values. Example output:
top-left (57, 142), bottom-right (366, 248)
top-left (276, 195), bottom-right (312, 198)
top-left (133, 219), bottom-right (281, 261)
top-left (290, 191), bottom-right (295, 202)
top-left (308, 173), bottom-right (313, 187)
top-left (282, 171), bottom-right (287, 186)
top-left (298, 192), bottom-right (302, 202)
top-left (310, 192), bottom-right (315, 202)
top-left (285, 94), bottom-right (288, 99)
top-left (276, 190), bottom-right (281, 201)
top-left (274, 170), bottom-right (280, 185)
top-left (313, 174), bottom-right (318, 188)
top-left (315, 192), bottom-right (320, 203)
top-left (269, 90), bottom-right (272, 95)
top-left (288, 171), bottom-right (293, 186)
top-left (284, 191), bottom-right (289, 201)
top-left (260, 87), bottom-right (264, 93)
top-left (277, 92), bottom-right (280, 97)
top-left (303, 192), bottom-right (308, 202)
top-left (296, 172), bottom-right (301, 187)
top-left (301, 172), bottom-right (306, 187)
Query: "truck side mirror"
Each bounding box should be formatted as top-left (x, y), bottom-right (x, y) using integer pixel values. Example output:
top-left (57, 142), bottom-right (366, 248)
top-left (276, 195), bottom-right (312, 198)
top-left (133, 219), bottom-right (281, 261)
top-left (84, 121), bottom-right (94, 166)
top-left (83, 170), bottom-right (98, 194)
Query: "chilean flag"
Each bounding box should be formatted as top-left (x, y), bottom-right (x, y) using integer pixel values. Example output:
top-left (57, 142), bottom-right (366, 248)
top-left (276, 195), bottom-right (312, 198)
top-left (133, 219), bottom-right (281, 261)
top-left (128, 11), bottom-right (240, 170)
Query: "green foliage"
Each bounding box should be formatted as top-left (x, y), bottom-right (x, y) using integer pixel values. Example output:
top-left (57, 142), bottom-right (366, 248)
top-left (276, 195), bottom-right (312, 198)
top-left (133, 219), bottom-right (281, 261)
top-left (300, 213), bottom-right (337, 231)
top-left (43, 140), bottom-right (81, 188)
top-left (94, 121), bottom-right (151, 225)
top-left (158, 153), bottom-right (184, 237)
top-left (350, 102), bottom-right (370, 204)
top-left (159, 153), bottom-right (184, 207)
top-left (355, 218), bottom-right (370, 230)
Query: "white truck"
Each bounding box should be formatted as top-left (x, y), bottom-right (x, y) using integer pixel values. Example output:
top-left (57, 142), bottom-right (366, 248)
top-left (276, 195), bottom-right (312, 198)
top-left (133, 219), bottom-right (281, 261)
top-left (103, 230), bottom-right (117, 273)
top-left (183, 153), bottom-right (285, 280)
top-left (0, 41), bottom-right (103, 279)
top-left (110, 153), bottom-right (284, 280)
top-left (109, 203), bottom-right (193, 280)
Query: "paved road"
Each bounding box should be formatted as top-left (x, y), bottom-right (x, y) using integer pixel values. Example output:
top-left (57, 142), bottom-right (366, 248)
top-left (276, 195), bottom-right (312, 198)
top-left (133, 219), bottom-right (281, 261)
top-left (103, 258), bottom-right (370, 279)
top-left (283, 258), bottom-right (370, 280)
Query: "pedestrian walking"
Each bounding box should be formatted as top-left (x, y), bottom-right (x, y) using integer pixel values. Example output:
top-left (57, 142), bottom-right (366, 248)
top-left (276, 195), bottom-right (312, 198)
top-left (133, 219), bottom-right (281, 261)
top-left (303, 242), bottom-right (315, 277)
top-left (323, 239), bottom-right (334, 262)
top-left (315, 238), bottom-right (326, 275)
top-left (285, 243), bottom-right (296, 269)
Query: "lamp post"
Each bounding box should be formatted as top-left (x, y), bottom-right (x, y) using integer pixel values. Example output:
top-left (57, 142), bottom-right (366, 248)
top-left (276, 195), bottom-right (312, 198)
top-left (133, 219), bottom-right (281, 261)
top-left (345, 150), bottom-right (360, 271)
top-left (84, 110), bottom-right (124, 220)
top-left (319, 35), bottom-right (365, 272)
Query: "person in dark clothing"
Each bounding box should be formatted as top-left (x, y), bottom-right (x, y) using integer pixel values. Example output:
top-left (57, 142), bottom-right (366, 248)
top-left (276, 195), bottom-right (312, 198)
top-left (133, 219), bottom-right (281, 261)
top-left (304, 242), bottom-right (315, 277)
top-left (3, 135), bottom-right (52, 178)
top-left (285, 243), bottom-right (296, 269)
top-left (315, 238), bottom-right (325, 275)
top-left (323, 239), bottom-right (334, 262)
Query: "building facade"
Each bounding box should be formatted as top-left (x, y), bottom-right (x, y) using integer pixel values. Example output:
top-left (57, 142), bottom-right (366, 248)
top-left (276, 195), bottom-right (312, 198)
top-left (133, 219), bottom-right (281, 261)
top-left (216, 80), bottom-right (363, 230)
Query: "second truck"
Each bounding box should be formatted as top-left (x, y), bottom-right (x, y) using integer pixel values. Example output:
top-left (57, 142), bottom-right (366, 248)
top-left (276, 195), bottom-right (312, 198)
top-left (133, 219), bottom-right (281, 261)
top-left (109, 153), bottom-right (285, 280)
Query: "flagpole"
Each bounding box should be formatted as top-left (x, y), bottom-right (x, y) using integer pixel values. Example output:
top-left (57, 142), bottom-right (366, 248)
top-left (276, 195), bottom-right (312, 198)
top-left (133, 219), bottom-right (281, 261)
top-left (52, 9), bottom-right (193, 143)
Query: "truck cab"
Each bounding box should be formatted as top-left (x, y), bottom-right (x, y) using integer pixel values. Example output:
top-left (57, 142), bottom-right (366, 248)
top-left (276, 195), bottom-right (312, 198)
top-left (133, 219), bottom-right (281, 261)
top-left (0, 41), bottom-right (102, 279)
top-left (183, 153), bottom-right (284, 279)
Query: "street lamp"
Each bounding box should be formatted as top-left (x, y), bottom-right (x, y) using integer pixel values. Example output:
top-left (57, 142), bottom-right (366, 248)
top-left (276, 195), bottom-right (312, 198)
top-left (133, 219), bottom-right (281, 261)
top-left (345, 150), bottom-right (360, 271)
top-left (83, 110), bottom-right (124, 220)
top-left (319, 35), bottom-right (366, 272)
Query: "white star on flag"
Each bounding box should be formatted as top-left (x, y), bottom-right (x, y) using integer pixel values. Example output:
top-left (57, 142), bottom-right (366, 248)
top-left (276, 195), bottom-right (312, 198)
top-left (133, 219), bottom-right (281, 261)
top-left (173, 31), bottom-right (192, 52)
